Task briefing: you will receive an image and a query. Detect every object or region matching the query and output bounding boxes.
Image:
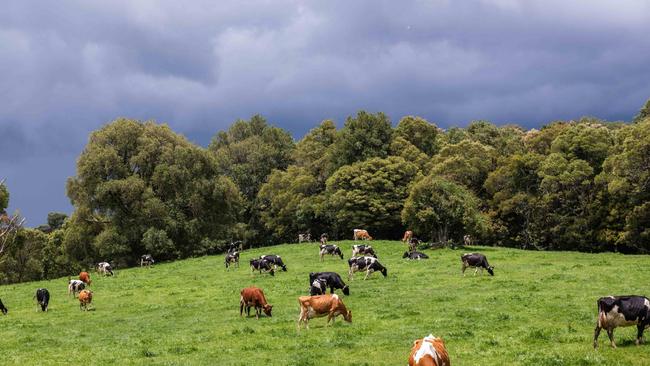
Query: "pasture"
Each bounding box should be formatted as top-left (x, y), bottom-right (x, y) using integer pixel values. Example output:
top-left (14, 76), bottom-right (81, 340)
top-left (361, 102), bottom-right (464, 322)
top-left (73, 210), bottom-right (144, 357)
top-left (0, 241), bottom-right (648, 365)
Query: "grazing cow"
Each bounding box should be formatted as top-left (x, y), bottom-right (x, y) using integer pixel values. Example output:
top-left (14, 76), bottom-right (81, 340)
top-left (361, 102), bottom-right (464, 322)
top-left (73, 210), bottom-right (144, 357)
top-left (298, 233), bottom-right (311, 243)
top-left (34, 288), bottom-right (50, 312)
top-left (310, 278), bottom-right (328, 296)
top-left (97, 262), bottom-right (114, 276)
top-left (227, 241), bottom-right (242, 253)
top-left (140, 254), bottom-right (155, 267)
top-left (298, 294), bottom-right (352, 329)
top-left (320, 233), bottom-right (328, 245)
top-left (403, 251), bottom-right (429, 260)
top-left (0, 298), bottom-right (7, 315)
top-left (408, 334), bottom-right (450, 366)
top-left (461, 253), bottom-right (494, 276)
top-left (402, 230), bottom-right (413, 243)
top-left (79, 271), bottom-right (92, 286)
top-left (78, 289), bottom-right (93, 311)
top-left (225, 251), bottom-right (240, 270)
top-left (240, 287), bottom-right (273, 319)
top-left (68, 279), bottom-right (86, 297)
top-left (260, 255), bottom-right (287, 271)
top-left (353, 229), bottom-right (372, 241)
top-left (319, 244), bottom-right (344, 261)
top-left (250, 258), bottom-right (275, 276)
top-left (463, 234), bottom-right (472, 246)
top-left (348, 256), bottom-right (387, 280)
top-left (351, 244), bottom-right (377, 258)
top-left (594, 295), bottom-right (650, 348)
top-left (309, 272), bottom-right (350, 296)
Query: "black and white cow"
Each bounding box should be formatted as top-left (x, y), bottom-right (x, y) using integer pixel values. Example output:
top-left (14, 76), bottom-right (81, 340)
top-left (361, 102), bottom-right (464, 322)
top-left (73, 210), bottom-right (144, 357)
top-left (0, 298), bottom-right (7, 315)
top-left (594, 295), bottom-right (650, 348)
top-left (351, 244), bottom-right (377, 258)
top-left (34, 288), bottom-right (50, 312)
top-left (227, 241), bottom-right (242, 253)
top-left (319, 244), bottom-right (344, 261)
top-left (461, 253), bottom-right (494, 276)
top-left (309, 272), bottom-right (350, 295)
top-left (250, 258), bottom-right (275, 276)
top-left (403, 251), bottom-right (429, 260)
top-left (97, 262), bottom-right (114, 276)
top-left (260, 255), bottom-right (287, 271)
top-left (225, 251), bottom-right (240, 270)
top-left (140, 254), bottom-right (155, 267)
top-left (320, 233), bottom-right (328, 245)
top-left (68, 279), bottom-right (86, 297)
top-left (348, 256), bottom-right (387, 280)
top-left (408, 238), bottom-right (421, 252)
top-left (309, 278), bottom-right (328, 296)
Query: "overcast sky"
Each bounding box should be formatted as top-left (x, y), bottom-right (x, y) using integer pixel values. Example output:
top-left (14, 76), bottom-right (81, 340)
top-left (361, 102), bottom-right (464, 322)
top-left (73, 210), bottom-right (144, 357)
top-left (1, 0), bottom-right (650, 225)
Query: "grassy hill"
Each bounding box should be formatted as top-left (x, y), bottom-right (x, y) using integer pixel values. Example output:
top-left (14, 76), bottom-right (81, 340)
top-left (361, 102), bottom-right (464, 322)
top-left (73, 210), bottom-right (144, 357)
top-left (0, 241), bottom-right (648, 365)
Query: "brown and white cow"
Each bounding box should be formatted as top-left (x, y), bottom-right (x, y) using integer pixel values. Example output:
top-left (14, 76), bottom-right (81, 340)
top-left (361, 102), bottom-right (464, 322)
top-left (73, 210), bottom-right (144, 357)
top-left (408, 334), bottom-right (450, 366)
top-left (79, 271), bottom-right (92, 286)
top-left (240, 287), bottom-right (273, 319)
top-left (594, 295), bottom-right (650, 348)
top-left (297, 294), bottom-right (351, 329)
top-left (402, 230), bottom-right (413, 243)
top-left (78, 289), bottom-right (93, 311)
top-left (353, 229), bottom-right (372, 241)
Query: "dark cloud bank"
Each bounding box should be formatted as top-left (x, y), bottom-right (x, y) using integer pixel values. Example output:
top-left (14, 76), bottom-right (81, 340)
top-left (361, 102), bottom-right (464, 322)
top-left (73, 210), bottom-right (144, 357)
top-left (1, 0), bottom-right (650, 224)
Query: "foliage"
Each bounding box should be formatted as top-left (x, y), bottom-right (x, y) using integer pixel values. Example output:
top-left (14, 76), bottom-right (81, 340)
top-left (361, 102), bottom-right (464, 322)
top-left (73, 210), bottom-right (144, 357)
top-left (394, 116), bottom-right (440, 156)
top-left (292, 120), bottom-right (338, 185)
top-left (430, 139), bottom-right (497, 196)
top-left (332, 111), bottom-right (393, 168)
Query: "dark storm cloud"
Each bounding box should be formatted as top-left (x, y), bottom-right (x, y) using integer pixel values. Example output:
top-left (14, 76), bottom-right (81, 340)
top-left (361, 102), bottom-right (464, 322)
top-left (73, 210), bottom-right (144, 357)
top-left (1, 0), bottom-right (650, 223)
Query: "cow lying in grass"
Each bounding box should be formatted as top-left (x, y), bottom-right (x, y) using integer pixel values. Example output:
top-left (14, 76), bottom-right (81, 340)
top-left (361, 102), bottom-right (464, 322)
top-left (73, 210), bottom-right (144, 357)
top-left (297, 294), bottom-right (351, 329)
top-left (408, 334), bottom-right (450, 366)
top-left (594, 295), bottom-right (650, 348)
top-left (403, 251), bottom-right (429, 260)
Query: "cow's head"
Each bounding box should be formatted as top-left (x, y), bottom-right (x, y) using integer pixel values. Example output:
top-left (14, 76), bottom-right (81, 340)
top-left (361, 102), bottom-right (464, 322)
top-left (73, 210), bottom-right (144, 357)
top-left (367, 235), bottom-right (373, 241)
top-left (380, 267), bottom-right (388, 277)
top-left (487, 266), bottom-right (494, 276)
top-left (263, 304), bottom-right (273, 317)
top-left (342, 285), bottom-right (350, 296)
top-left (343, 310), bottom-right (352, 323)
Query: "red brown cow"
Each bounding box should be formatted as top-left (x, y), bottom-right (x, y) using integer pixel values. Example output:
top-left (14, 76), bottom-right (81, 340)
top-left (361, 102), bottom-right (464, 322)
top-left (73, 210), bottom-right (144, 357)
top-left (408, 334), bottom-right (450, 366)
top-left (353, 229), bottom-right (372, 241)
top-left (78, 289), bottom-right (93, 311)
top-left (79, 271), bottom-right (92, 286)
top-left (298, 294), bottom-right (352, 329)
top-left (402, 230), bottom-right (413, 243)
top-left (240, 287), bottom-right (273, 319)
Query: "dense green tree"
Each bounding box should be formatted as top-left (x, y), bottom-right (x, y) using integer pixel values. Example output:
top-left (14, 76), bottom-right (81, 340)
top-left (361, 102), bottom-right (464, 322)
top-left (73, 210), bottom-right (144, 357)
top-left (633, 98), bottom-right (650, 123)
top-left (430, 140), bottom-right (496, 196)
top-left (332, 111), bottom-right (393, 168)
top-left (326, 156), bottom-right (420, 238)
top-left (390, 137), bottom-right (431, 172)
top-left (292, 120), bottom-right (337, 185)
top-left (402, 175), bottom-right (487, 244)
top-left (0, 182), bottom-right (8, 214)
top-left (550, 122), bottom-right (614, 172)
top-left (394, 116), bottom-right (440, 156)
top-left (0, 228), bottom-right (48, 284)
top-left (47, 212), bottom-right (68, 230)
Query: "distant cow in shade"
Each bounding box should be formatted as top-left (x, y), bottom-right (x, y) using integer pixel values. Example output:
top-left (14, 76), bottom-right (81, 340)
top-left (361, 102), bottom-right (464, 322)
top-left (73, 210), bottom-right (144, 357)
top-left (34, 288), bottom-right (50, 312)
top-left (408, 334), bottom-right (450, 366)
top-left (225, 251), bottom-right (240, 270)
top-left (97, 262), bottom-right (114, 276)
top-left (402, 230), bottom-right (413, 243)
top-left (141, 254), bottom-right (154, 267)
top-left (461, 253), bottom-right (494, 276)
top-left (403, 251), bottom-right (429, 260)
top-left (594, 295), bottom-right (650, 348)
top-left (353, 229), bottom-right (372, 241)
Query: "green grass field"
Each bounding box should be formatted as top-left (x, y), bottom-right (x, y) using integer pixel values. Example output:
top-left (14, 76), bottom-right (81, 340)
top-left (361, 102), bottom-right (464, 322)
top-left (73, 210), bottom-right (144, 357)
top-left (0, 241), bottom-right (648, 365)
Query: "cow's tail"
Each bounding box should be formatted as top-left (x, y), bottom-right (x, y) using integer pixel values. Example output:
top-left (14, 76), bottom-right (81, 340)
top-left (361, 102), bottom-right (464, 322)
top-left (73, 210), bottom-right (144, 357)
top-left (596, 299), bottom-right (607, 328)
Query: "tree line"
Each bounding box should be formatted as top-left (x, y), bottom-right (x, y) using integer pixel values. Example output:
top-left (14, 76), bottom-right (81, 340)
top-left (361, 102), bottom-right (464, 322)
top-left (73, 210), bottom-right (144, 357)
top-left (1, 100), bottom-right (649, 284)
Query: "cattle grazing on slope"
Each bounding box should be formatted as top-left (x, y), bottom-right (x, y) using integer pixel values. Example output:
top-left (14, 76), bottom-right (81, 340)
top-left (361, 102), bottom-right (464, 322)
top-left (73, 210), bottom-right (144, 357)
top-left (461, 253), bottom-right (494, 276)
top-left (141, 254), bottom-right (155, 267)
top-left (240, 287), bottom-right (273, 319)
top-left (353, 229), bottom-right (372, 241)
top-left (227, 241), bottom-right (242, 253)
top-left (250, 258), bottom-right (275, 276)
top-left (298, 233), bottom-right (311, 243)
top-left (79, 271), bottom-right (92, 286)
top-left (34, 288), bottom-right (50, 312)
top-left (594, 295), bottom-right (650, 348)
top-left (348, 256), bottom-right (387, 280)
top-left (310, 278), bottom-right (328, 296)
top-left (309, 272), bottom-right (350, 296)
top-left (260, 254), bottom-right (287, 271)
top-left (403, 251), bottom-right (429, 260)
top-left (319, 244), bottom-right (344, 261)
top-left (0, 298), bottom-right (7, 315)
top-left (225, 251), bottom-right (240, 270)
top-left (298, 294), bottom-right (352, 329)
top-left (68, 279), bottom-right (86, 297)
top-left (78, 289), bottom-right (93, 311)
top-left (402, 230), bottom-right (413, 243)
top-left (351, 244), bottom-right (376, 258)
top-left (320, 233), bottom-right (328, 245)
top-left (97, 262), bottom-right (114, 276)
top-left (408, 334), bottom-right (450, 366)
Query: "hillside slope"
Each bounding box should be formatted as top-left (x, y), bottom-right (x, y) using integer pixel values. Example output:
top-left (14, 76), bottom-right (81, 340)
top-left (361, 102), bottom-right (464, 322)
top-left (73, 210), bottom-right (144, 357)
top-left (0, 241), bottom-right (647, 365)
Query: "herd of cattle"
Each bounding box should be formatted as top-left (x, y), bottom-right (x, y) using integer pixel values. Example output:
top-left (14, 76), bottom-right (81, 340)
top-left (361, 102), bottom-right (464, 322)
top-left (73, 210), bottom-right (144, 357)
top-left (1, 229), bottom-right (649, 364)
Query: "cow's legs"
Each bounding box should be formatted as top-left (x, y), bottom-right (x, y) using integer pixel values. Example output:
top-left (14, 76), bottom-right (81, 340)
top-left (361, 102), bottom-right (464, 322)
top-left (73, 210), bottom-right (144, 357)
top-left (255, 306), bottom-right (260, 319)
top-left (606, 328), bottom-right (616, 348)
top-left (461, 262), bottom-right (467, 276)
top-left (636, 324), bottom-right (645, 346)
top-left (593, 324), bottom-right (602, 348)
top-left (473, 267), bottom-right (479, 276)
top-left (348, 268), bottom-right (354, 281)
top-left (239, 299), bottom-right (244, 317)
top-left (364, 269), bottom-right (371, 280)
